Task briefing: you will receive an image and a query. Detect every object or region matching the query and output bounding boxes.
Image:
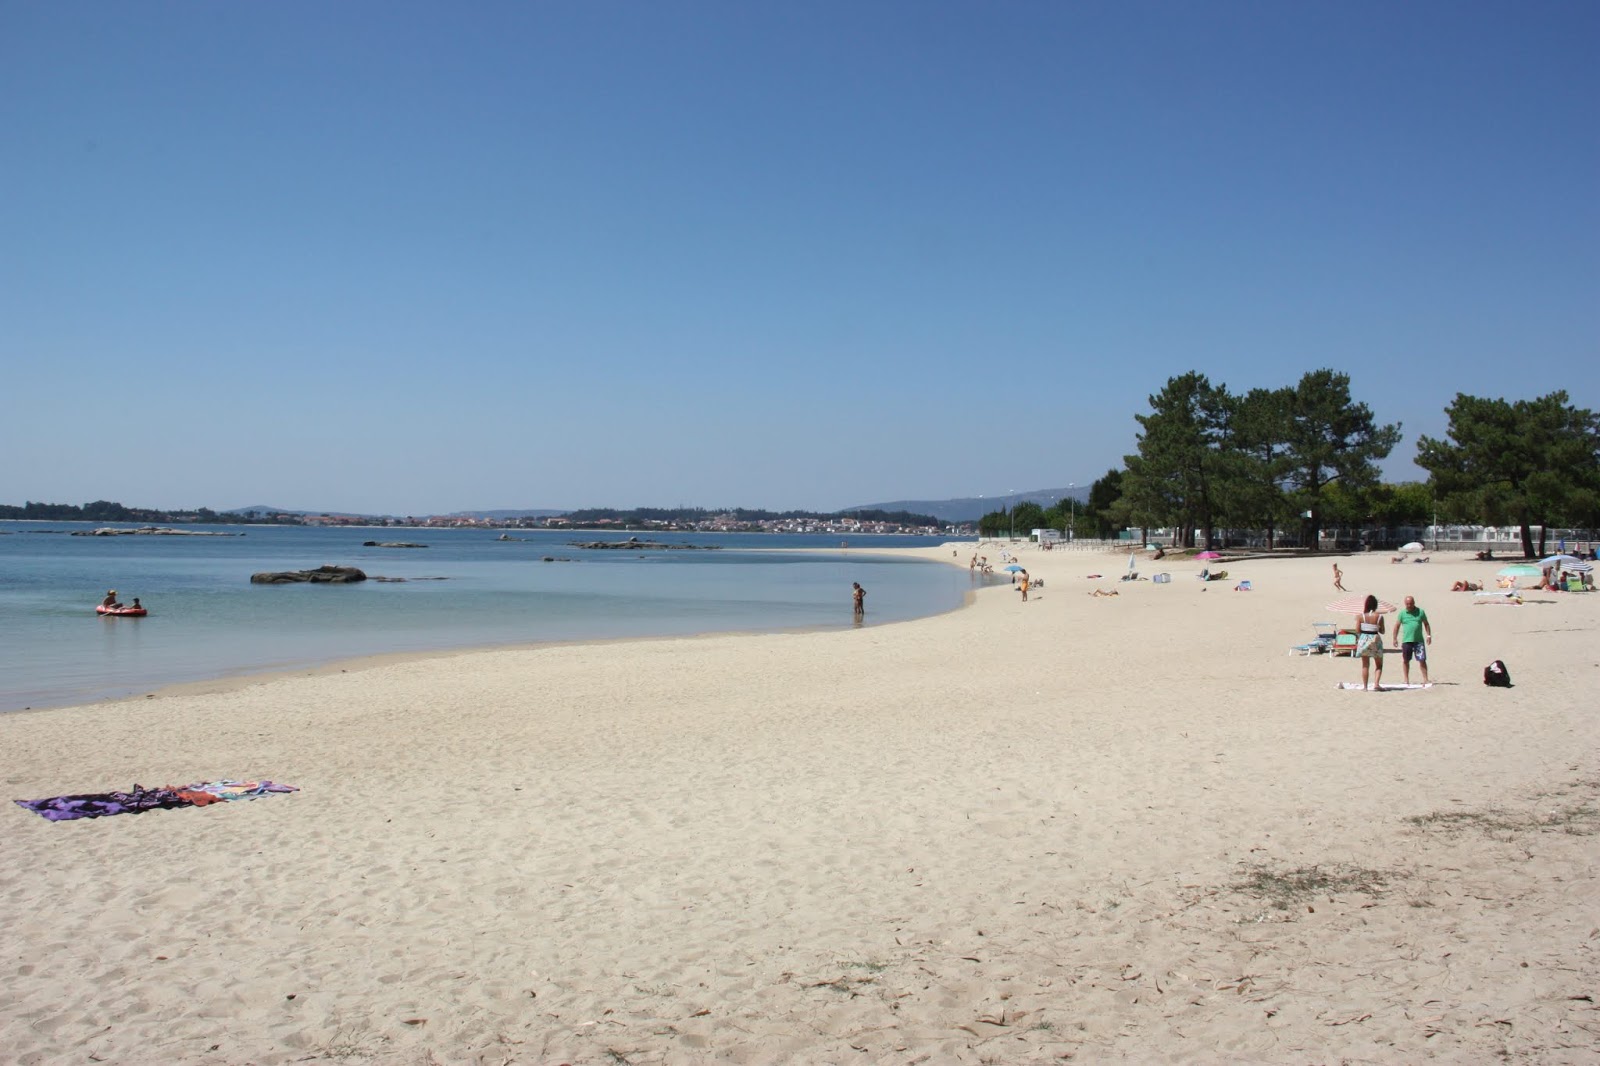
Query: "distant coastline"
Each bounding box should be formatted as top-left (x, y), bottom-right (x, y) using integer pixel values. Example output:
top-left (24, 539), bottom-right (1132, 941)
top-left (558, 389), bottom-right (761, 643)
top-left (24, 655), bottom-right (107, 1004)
top-left (0, 501), bottom-right (971, 537)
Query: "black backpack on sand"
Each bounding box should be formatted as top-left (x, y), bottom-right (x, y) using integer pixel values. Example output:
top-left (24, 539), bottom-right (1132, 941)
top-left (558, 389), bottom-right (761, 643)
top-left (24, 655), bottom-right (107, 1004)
top-left (1484, 660), bottom-right (1513, 687)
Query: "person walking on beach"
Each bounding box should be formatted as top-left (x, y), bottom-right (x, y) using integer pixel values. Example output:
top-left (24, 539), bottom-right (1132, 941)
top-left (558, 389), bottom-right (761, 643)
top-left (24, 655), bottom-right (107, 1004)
top-left (1393, 595), bottom-right (1432, 684)
top-left (852, 582), bottom-right (865, 621)
top-left (1354, 594), bottom-right (1386, 691)
top-left (1017, 569), bottom-right (1030, 601)
top-left (1332, 563), bottom-right (1345, 591)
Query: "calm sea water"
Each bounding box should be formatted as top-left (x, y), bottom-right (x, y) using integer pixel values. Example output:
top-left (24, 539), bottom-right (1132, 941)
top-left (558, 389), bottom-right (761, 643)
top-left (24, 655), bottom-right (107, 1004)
top-left (0, 522), bottom-right (989, 712)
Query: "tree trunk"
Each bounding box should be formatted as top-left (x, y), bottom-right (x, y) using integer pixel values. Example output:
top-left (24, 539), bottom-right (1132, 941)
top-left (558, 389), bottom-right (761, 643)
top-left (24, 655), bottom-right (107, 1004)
top-left (1520, 519), bottom-right (1535, 559)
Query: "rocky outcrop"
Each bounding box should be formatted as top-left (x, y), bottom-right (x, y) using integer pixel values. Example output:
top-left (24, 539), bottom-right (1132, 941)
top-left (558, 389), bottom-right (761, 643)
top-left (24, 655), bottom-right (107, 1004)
top-left (362, 541), bottom-right (428, 548)
top-left (570, 539), bottom-right (719, 551)
top-left (250, 565), bottom-right (368, 584)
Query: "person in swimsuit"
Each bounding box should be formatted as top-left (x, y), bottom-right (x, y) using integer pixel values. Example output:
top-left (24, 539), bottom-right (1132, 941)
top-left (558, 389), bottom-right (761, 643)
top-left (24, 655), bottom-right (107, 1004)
top-left (1332, 563), bottom-right (1345, 591)
top-left (1354, 594), bottom-right (1386, 691)
top-left (851, 582), bottom-right (865, 621)
top-left (100, 590), bottom-right (121, 609)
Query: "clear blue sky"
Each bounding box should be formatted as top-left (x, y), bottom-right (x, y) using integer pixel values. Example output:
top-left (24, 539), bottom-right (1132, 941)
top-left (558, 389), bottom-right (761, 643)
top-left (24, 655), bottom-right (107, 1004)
top-left (4, 1), bottom-right (1596, 515)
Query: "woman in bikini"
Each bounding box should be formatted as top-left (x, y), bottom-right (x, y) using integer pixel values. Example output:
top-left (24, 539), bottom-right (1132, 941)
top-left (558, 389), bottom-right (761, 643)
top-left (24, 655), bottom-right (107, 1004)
top-left (1354, 594), bottom-right (1386, 691)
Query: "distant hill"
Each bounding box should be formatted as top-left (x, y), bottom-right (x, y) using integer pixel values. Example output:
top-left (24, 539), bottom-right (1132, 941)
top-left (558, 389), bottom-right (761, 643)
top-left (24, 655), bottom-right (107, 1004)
top-left (223, 494), bottom-right (1085, 523)
top-left (843, 487), bottom-right (1086, 523)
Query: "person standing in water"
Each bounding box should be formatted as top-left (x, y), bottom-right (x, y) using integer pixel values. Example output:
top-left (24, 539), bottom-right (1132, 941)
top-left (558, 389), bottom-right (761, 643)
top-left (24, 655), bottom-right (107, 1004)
top-left (852, 582), bottom-right (865, 621)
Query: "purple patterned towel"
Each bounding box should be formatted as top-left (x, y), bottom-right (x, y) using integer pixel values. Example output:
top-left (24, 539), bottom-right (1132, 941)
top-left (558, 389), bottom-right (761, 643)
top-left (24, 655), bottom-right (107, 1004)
top-left (15, 780), bottom-right (299, 821)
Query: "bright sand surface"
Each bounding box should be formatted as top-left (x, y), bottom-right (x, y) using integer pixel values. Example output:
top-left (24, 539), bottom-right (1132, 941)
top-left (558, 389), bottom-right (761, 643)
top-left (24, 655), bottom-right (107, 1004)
top-left (2, 546), bottom-right (1597, 1065)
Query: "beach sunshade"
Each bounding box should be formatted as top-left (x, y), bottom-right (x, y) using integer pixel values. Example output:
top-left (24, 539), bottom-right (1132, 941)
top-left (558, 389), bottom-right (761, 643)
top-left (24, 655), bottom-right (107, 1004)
top-left (1196, 550), bottom-right (1221, 560)
top-left (1003, 564), bottom-right (1024, 572)
top-left (1497, 564), bottom-right (1543, 577)
top-left (1399, 541), bottom-right (1424, 552)
top-left (1325, 594), bottom-right (1397, 614)
top-left (1541, 554), bottom-right (1580, 566)
top-left (1563, 560), bottom-right (1593, 573)
top-left (1127, 552), bottom-right (1136, 572)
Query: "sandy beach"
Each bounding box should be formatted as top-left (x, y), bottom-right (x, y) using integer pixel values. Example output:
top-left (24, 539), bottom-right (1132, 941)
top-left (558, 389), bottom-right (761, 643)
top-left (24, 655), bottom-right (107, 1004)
top-left (2, 545), bottom-right (1596, 1065)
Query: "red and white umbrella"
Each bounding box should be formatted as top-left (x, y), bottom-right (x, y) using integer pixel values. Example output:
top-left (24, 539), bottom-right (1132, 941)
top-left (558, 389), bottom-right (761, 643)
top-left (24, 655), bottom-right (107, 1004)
top-left (1326, 594), bottom-right (1397, 614)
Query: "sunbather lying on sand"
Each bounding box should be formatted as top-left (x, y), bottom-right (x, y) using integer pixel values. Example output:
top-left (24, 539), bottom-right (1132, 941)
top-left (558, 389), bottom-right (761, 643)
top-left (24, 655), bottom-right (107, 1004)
top-left (1451, 580), bottom-right (1482, 591)
top-left (1088, 588), bottom-right (1119, 597)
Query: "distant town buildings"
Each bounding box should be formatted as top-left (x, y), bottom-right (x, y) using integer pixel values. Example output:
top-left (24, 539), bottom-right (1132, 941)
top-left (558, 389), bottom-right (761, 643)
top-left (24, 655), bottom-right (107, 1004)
top-left (286, 511), bottom-right (966, 536)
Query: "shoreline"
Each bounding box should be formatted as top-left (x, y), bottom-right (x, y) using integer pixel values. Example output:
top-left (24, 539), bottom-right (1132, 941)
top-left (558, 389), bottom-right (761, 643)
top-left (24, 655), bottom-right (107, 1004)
top-left (1, 542), bottom-right (982, 717)
top-left (3, 545), bottom-right (1595, 1063)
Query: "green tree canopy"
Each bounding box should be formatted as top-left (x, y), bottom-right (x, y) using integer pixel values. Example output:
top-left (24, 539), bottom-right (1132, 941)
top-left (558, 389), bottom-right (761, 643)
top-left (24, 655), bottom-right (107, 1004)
top-left (1225, 386), bottom-right (1296, 547)
top-left (1083, 469), bottom-right (1124, 539)
top-left (1010, 500), bottom-right (1046, 537)
top-left (1122, 372), bottom-right (1231, 548)
top-left (1416, 391), bottom-right (1600, 557)
top-left (1281, 369), bottom-right (1401, 551)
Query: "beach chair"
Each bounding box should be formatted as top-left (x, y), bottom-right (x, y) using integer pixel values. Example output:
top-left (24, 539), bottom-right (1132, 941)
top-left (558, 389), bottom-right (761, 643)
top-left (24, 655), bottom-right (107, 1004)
top-left (1331, 629), bottom-right (1358, 657)
top-left (1197, 568), bottom-right (1209, 581)
top-left (1291, 622), bottom-right (1336, 656)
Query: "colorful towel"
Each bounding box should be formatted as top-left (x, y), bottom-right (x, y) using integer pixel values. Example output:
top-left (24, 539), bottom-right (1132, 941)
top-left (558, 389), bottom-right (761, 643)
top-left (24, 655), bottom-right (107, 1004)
top-left (15, 780), bottom-right (298, 822)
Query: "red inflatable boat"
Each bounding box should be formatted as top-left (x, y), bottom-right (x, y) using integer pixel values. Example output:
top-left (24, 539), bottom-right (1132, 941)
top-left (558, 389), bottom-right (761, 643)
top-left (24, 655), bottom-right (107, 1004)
top-left (96, 605), bottom-right (148, 617)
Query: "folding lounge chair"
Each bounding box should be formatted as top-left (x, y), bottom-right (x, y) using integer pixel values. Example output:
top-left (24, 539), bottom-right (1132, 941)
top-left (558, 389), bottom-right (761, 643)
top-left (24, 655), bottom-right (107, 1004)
top-left (1290, 622), bottom-right (1338, 656)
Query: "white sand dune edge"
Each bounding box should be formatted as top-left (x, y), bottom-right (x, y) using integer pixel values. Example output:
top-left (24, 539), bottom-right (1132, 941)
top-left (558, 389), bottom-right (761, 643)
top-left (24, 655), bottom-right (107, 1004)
top-left (2, 546), bottom-right (1596, 1065)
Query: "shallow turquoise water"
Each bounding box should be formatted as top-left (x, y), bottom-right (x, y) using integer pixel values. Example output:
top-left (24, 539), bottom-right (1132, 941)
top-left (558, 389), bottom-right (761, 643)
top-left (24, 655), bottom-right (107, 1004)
top-left (0, 523), bottom-right (988, 711)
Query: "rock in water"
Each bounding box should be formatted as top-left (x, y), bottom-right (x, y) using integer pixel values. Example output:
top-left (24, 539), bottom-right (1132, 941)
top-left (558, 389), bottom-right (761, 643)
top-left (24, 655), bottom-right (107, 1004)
top-left (250, 566), bottom-right (368, 584)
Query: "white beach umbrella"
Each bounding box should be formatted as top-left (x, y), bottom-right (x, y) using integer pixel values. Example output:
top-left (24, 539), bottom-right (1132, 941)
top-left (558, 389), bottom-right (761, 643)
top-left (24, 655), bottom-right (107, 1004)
top-left (1540, 554), bottom-right (1580, 566)
top-left (1399, 541), bottom-right (1424, 552)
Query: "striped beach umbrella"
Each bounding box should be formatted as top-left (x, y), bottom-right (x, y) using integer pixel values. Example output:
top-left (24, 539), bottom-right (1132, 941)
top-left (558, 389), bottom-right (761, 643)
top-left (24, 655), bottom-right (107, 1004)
top-left (1326, 594), bottom-right (1397, 614)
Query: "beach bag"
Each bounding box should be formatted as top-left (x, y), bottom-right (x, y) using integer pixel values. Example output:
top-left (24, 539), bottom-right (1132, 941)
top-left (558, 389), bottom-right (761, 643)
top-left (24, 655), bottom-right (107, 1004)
top-left (1483, 660), bottom-right (1512, 687)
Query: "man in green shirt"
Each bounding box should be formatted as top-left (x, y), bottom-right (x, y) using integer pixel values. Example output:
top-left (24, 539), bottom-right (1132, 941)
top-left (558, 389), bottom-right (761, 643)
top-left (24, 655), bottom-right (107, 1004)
top-left (1393, 595), bottom-right (1433, 684)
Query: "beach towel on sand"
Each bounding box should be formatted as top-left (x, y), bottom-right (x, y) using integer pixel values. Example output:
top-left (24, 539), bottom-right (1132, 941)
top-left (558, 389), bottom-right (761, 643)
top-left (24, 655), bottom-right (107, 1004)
top-left (1336, 682), bottom-right (1433, 691)
top-left (14, 780), bottom-right (298, 821)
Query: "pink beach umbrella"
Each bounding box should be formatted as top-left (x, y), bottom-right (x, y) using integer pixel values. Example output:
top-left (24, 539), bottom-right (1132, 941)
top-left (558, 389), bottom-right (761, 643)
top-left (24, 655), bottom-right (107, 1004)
top-left (1196, 551), bottom-right (1221, 560)
top-left (1325, 594), bottom-right (1397, 614)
